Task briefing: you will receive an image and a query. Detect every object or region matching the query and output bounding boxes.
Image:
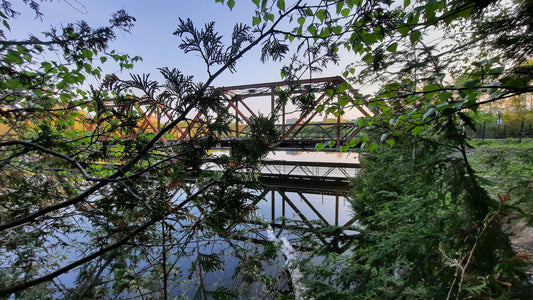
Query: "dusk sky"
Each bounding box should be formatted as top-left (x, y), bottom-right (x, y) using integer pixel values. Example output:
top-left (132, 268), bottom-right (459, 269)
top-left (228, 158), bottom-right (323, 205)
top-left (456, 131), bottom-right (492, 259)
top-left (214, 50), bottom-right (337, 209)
top-left (7, 0), bottom-right (359, 119)
top-left (7, 0), bottom-right (324, 87)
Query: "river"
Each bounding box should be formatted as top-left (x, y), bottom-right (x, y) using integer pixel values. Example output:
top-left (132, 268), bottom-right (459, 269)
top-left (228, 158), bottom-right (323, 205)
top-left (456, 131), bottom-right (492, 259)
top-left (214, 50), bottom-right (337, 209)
top-left (166, 150), bottom-right (360, 298)
top-left (14, 150), bottom-right (360, 299)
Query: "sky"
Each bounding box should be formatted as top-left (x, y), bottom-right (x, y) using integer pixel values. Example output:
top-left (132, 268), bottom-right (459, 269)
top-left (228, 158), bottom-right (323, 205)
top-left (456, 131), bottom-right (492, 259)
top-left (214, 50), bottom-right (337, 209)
top-left (7, 0), bottom-right (357, 119)
top-left (7, 0), bottom-right (302, 86)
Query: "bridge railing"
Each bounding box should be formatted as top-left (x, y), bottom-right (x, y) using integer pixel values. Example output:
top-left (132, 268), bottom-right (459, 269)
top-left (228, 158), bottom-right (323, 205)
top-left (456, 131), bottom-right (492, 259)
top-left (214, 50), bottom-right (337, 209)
top-left (213, 122), bottom-right (363, 147)
top-left (260, 159), bottom-right (360, 178)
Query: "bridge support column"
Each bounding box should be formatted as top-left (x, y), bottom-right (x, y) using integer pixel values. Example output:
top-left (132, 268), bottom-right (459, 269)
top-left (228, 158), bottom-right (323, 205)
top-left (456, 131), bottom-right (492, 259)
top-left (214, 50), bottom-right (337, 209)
top-left (235, 101), bottom-right (239, 138)
top-left (271, 190), bottom-right (275, 222)
top-left (335, 193), bottom-right (339, 226)
top-left (271, 87), bottom-right (275, 118)
top-left (337, 115), bottom-right (341, 148)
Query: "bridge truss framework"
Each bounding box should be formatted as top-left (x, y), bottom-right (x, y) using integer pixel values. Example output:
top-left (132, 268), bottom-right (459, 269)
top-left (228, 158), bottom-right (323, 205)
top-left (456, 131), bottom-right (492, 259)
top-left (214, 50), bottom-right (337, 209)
top-left (85, 76), bottom-right (373, 149)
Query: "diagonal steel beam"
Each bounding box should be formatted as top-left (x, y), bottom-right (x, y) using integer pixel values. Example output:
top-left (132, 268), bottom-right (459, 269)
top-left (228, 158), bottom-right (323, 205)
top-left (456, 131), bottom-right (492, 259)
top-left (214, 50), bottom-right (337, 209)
top-left (296, 191), bottom-right (329, 225)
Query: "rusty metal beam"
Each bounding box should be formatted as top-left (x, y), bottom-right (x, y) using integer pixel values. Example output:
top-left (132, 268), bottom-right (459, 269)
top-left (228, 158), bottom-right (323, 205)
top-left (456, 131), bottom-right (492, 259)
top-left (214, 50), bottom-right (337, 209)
top-left (83, 76), bottom-right (371, 148)
top-left (296, 191), bottom-right (329, 225)
top-left (281, 93), bottom-right (327, 140)
top-left (220, 76), bottom-right (344, 92)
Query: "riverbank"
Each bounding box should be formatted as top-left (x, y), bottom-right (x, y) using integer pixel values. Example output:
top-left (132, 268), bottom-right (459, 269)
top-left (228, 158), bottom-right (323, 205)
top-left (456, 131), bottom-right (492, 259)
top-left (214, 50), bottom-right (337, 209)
top-left (468, 138), bottom-right (533, 278)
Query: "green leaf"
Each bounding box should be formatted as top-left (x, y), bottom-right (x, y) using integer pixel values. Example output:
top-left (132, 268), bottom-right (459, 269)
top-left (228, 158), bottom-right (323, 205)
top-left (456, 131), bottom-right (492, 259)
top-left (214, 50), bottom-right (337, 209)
top-left (319, 27), bottom-right (330, 38)
top-left (41, 61), bottom-right (52, 72)
top-left (361, 33), bottom-right (378, 45)
top-left (457, 5), bottom-right (473, 19)
top-left (362, 53), bottom-right (373, 65)
top-left (404, 0), bottom-right (411, 7)
top-left (338, 95), bottom-right (351, 107)
top-left (341, 8), bottom-right (350, 17)
top-left (227, 0), bottom-right (235, 10)
top-left (423, 83), bottom-right (440, 99)
top-left (336, 1), bottom-right (344, 14)
top-left (386, 139), bottom-right (396, 147)
top-left (423, 83), bottom-right (439, 92)
top-left (305, 8), bottom-right (313, 16)
top-left (253, 16), bottom-right (261, 25)
top-left (2, 19), bottom-right (9, 30)
top-left (316, 9), bottom-right (327, 22)
top-left (297, 17), bottom-right (305, 25)
top-left (100, 56), bottom-right (107, 64)
top-left (501, 78), bottom-right (526, 89)
top-left (438, 91), bottom-right (453, 101)
top-left (463, 79), bottom-right (480, 89)
top-left (410, 30), bottom-right (421, 44)
top-left (333, 25), bottom-right (343, 35)
top-left (411, 125), bottom-right (423, 136)
top-left (357, 117), bottom-right (365, 128)
top-left (487, 66), bottom-right (504, 75)
top-left (252, 0), bottom-right (260, 7)
top-left (277, 0), bottom-right (285, 11)
top-left (398, 26), bottom-right (409, 36)
top-left (386, 43), bottom-right (398, 53)
top-left (307, 24), bottom-right (317, 35)
top-left (316, 143), bottom-right (324, 151)
top-left (425, 5), bottom-right (436, 22)
top-left (4, 78), bottom-right (23, 89)
top-left (60, 93), bottom-right (69, 103)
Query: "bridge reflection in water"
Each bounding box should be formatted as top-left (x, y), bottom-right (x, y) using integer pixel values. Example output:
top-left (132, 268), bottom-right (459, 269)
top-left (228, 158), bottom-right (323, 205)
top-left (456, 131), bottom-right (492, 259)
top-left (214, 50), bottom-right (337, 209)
top-left (251, 159), bottom-right (359, 254)
top-left (188, 152), bottom-right (360, 253)
top-left (164, 157), bottom-right (360, 296)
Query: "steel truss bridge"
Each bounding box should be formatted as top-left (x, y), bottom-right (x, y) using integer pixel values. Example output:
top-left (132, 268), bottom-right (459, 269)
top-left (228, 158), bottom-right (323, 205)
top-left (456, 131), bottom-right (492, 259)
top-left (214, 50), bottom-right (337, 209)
top-left (234, 161), bottom-right (359, 254)
top-left (177, 159), bottom-right (360, 253)
top-left (86, 76), bottom-right (373, 150)
top-left (245, 159), bottom-right (359, 253)
top-left (258, 160), bottom-right (359, 192)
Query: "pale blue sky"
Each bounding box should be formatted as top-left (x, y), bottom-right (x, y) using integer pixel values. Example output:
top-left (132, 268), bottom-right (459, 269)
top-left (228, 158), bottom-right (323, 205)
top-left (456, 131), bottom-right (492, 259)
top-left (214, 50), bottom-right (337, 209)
top-left (7, 0), bottom-right (362, 119)
top-left (8, 0), bottom-right (298, 86)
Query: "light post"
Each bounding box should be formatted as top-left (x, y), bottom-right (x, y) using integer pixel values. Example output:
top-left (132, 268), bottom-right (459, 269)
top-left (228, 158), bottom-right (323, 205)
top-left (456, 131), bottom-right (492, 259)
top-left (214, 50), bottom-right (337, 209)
top-left (497, 112), bottom-right (502, 138)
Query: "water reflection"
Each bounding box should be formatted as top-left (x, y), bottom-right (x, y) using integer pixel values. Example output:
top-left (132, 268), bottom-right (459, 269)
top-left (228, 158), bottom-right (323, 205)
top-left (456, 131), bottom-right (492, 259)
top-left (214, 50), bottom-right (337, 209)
top-left (209, 149), bottom-right (359, 163)
top-left (257, 189), bottom-right (353, 227)
top-left (70, 151), bottom-right (359, 298)
top-left (267, 150), bottom-right (359, 163)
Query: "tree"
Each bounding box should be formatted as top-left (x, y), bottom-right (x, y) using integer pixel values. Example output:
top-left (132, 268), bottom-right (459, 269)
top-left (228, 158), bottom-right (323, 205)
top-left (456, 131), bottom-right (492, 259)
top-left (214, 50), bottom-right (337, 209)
top-left (296, 117), bottom-right (531, 299)
top-left (1, 0), bottom-right (532, 298)
top-left (226, 0), bottom-right (533, 298)
top-left (0, 2), bottom-right (291, 298)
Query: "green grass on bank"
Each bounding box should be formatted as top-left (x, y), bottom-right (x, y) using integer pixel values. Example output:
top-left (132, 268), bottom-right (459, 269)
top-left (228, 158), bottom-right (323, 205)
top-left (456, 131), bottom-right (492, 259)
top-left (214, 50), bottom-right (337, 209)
top-left (467, 138), bottom-right (533, 220)
top-left (468, 138), bottom-right (533, 179)
top-left (469, 138), bottom-right (533, 150)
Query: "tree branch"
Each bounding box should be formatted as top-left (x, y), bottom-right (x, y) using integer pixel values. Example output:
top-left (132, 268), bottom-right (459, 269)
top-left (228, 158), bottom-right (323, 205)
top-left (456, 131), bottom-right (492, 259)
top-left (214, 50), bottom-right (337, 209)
top-left (0, 180), bottom-right (215, 297)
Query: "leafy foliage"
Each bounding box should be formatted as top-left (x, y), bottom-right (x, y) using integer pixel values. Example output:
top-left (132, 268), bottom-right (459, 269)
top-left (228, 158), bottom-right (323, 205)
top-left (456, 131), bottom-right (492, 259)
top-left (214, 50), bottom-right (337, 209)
top-left (0, 1), bottom-right (291, 298)
top-left (222, 1), bottom-right (533, 297)
top-left (2, 0), bottom-right (533, 298)
top-left (297, 118), bottom-right (532, 299)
